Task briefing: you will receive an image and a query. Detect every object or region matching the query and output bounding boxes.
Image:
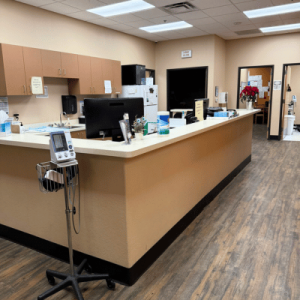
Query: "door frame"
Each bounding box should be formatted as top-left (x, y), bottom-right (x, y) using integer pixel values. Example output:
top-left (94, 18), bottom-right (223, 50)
top-left (279, 63), bottom-right (300, 140)
top-left (236, 65), bottom-right (274, 140)
top-left (167, 66), bottom-right (208, 111)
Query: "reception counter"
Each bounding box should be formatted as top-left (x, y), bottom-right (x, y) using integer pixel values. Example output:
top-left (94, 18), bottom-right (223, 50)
top-left (0, 109), bottom-right (259, 285)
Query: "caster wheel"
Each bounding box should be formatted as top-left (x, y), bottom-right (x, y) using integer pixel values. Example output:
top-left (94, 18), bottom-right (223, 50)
top-left (106, 279), bottom-right (115, 290)
top-left (84, 264), bottom-right (93, 274)
top-left (47, 275), bottom-right (55, 286)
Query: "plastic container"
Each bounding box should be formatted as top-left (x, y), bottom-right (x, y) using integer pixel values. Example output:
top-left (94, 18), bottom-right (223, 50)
top-left (285, 115), bottom-right (295, 135)
top-left (0, 122), bottom-right (11, 137)
top-left (157, 111), bottom-right (170, 135)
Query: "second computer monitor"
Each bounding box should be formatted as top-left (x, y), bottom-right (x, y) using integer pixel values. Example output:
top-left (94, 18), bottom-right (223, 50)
top-left (84, 98), bottom-right (144, 141)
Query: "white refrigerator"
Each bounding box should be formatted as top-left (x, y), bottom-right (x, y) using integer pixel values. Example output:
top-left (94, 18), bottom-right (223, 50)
top-left (121, 85), bottom-right (158, 134)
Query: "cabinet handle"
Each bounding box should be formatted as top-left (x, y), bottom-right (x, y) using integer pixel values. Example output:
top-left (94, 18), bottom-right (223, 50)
top-left (63, 69), bottom-right (66, 76)
top-left (58, 68), bottom-right (62, 75)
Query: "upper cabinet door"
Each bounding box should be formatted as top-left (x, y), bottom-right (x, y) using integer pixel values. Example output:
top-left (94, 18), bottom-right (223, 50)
top-left (91, 57), bottom-right (104, 95)
top-left (0, 44), bottom-right (26, 96)
top-left (78, 55), bottom-right (92, 95)
top-left (112, 60), bottom-right (122, 94)
top-left (41, 50), bottom-right (62, 77)
top-left (102, 59), bottom-right (114, 94)
top-left (61, 53), bottom-right (79, 79)
top-left (23, 47), bottom-right (44, 95)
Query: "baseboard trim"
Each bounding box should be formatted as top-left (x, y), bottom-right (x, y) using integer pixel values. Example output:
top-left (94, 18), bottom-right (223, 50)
top-left (269, 135), bottom-right (280, 140)
top-left (0, 155), bottom-right (251, 286)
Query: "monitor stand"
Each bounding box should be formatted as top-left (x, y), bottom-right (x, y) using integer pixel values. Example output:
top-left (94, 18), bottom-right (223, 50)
top-left (112, 129), bottom-right (124, 142)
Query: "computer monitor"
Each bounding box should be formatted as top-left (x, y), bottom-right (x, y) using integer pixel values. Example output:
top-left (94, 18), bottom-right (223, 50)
top-left (84, 98), bottom-right (144, 141)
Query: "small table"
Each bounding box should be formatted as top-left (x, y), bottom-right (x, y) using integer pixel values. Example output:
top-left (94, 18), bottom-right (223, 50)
top-left (171, 109), bottom-right (193, 118)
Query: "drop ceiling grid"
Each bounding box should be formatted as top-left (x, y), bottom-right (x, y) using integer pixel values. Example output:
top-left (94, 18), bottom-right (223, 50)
top-left (14, 0), bottom-right (300, 41)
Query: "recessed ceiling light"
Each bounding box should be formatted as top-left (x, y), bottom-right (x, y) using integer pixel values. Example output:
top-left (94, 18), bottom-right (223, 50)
top-left (140, 21), bottom-right (192, 33)
top-left (87, 0), bottom-right (154, 17)
top-left (244, 2), bottom-right (300, 18)
top-left (260, 23), bottom-right (300, 33)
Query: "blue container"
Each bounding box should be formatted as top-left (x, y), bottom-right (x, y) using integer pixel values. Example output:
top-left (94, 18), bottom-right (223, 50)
top-left (157, 111), bottom-right (170, 135)
top-left (0, 122), bottom-right (11, 136)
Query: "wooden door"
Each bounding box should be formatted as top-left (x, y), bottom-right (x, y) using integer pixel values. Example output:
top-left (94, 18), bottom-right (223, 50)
top-left (23, 47), bottom-right (44, 95)
top-left (41, 49), bottom-right (62, 77)
top-left (78, 55), bottom-right (92, 95)
top-left (91, 57), bottom-right (104, 95)
top-left (0, 44), bottom-right (26, 95)
top-left (102, 59), bottom-right (114, 94)
top-left (112, 60), bottom-right (122, 94)
top-left (61, 52), bottom-right (79, 79)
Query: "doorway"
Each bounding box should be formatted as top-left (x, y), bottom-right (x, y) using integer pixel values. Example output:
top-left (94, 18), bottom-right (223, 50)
top-left (167, 66), bottom-right (208, 111)
top-left (280, 63), bottom-right (300, 141)
top-left (237, 65), bottom-right (274, 139)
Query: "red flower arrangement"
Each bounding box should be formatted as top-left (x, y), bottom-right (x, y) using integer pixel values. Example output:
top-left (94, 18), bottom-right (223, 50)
top-left (240, 86), bottom-right (259, 103)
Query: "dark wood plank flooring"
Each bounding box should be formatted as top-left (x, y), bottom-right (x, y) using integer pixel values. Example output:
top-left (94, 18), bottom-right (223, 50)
top-left (1, 124), bottom-right (300, 300)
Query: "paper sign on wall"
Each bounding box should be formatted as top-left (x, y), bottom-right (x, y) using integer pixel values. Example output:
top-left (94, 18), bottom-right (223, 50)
top-left (104, 80), bottom-right (112, 94)
top-left (0, 97), bottom-right (9, 114)
top-left (195, 101), bottom-right (204, 121)
top-left (31, 77), bottom-right (43, 94)
top-left (273, 80), bottom-right (282, 91)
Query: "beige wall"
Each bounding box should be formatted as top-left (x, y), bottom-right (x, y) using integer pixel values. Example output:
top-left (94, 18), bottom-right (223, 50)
top-left (0, 0), bottom-right (155, 124)
top-left (155, 35), bottom-right (216, 110)
top-left (290, 65), bottom-right (300, 124)
top-left (226, 33), bottom-right (300, 136)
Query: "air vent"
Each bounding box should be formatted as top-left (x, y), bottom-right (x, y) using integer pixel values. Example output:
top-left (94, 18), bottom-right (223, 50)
top-left (235, 29), bottom-right (261, 35)
top-left (161, 2), bottom-right (198, 15)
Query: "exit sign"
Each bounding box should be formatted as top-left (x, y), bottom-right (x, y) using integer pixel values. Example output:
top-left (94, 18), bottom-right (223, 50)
top-left (181, 50), bottom-right (192, 58)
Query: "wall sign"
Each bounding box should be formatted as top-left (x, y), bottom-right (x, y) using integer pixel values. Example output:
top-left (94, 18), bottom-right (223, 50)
top-left (181, 50), bottom-right (192, 59)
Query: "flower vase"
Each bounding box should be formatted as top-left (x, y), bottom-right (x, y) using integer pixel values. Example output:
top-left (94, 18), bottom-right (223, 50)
top-left (135, 132), bottom-right (143, 140)
top-left (246, 101), bottom-right (253, 110)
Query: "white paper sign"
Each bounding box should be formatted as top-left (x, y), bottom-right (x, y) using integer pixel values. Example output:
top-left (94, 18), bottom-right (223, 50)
top-left (259, 91), bottom-right (264, 98)
top-left (0, 97), bottom-right (9, 114)
top-left (104, 80), bottom-right (112, 94)
top-left (146, 78), bottom-right (154, 85)
top-left (181, 50), bottom-right (192, 58)
top-left (31, 77), bottom-right (43, 94)
top-left (273, 80), bottom-right (282, 91)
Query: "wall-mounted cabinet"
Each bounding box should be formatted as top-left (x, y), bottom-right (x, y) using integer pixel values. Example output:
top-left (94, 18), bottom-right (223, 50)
top-left (0, 43), bottom-right (122, 97)
top-left (41, 50), bottom-right (79, 79)
top-left (0, 44), bottom-right (27, 96)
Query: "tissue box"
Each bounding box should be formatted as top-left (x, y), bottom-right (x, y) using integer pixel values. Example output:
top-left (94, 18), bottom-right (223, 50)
top-left (0, 122), bottom-right (12, 137)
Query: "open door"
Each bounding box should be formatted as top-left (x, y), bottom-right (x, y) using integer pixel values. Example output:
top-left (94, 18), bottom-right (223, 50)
top-left (281, 66), bottom-right (292, 140)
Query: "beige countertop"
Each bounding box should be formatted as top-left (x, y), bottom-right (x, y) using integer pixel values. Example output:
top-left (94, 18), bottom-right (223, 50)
top-left (0, 109), bottom-right (259, 158)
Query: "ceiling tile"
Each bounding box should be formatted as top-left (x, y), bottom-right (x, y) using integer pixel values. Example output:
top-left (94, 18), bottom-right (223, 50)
top-left (271, 0), bottom-right (300, 4)
top-left (282, 17), bottom-right (300, 24)
top-left (187, 17), bottom-right (218, 26)
top-left (230, 0), bottom-right (251, 3)
top-left (175, 10), bottom-right (208, 21)
top-left (106, 23), bottom-right (135, 31)
top-left (126, 20), bottom-right (156, 28)
top-left (173, 27), bottom-right (208, 36)
top-left (226, 24), bottom-right (258, 31)
top-left (40, 2), bottom-right (81, 14)
top-left (235, 0), bottom-right (273, 11)
top-left (213, 12), bottom-right (252, 25)
top-left (156, 30), bottom-right (187, 39)
top-left (133, 8), bottom-right (169, 19)
top-left (146, 0), bottom-right (186, 7)
top-left (16, 0), bottom-right (61, 6)
top-left (195, 22), bottom-right (226, 32)
top-left (252, 19), bottom-right (284, 27)
top-left (67, 11), bottom-right (102, 21)
top-left (89, 18), bottom-right (119, 26)
top-left (202, 4), bottom-right (240, 17)
top-left (109, 14), bottom-right (144, 23)
top-left (149, 15), bottom-right (181, 24)
top-left (100, 0), bottom-right (125, 4)
top-left (121, 28), bottom-right (164, 41)
top-left (251, 15), bottom-right (282, 23)
top-left (192, 0), bottom-right (232, 10)
top-left (60, 0), bottom-right (105, 10)
top-left (280, 11), bottom-right (300, 20)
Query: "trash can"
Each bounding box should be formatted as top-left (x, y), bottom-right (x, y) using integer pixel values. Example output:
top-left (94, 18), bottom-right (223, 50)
top-left (285, 115), bottom-right (295, 135)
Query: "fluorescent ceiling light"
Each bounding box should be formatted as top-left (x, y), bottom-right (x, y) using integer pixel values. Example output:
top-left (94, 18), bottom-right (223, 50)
top-left (260, 23), bottom-right (300, 33)
top-left (140, 21), bottom-right (192, 33)
top-left (87, 0), bottom-right (154, 17)
top-left (244, 2), bottom-right (300, 18)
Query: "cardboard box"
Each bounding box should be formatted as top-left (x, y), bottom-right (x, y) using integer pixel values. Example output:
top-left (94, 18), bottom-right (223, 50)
top-left (0, 122), bottom-right (11, 137)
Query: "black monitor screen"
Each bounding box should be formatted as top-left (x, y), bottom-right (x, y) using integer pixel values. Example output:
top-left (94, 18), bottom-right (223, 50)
top-left (84, 98), bottom-right (144, 141)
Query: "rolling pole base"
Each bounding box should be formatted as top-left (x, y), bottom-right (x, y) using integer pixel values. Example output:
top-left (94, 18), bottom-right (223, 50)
top-left (37, 259), bottom-right (115, 300)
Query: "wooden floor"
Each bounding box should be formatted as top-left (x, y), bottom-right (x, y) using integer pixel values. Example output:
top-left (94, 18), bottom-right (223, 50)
top-left (1, 124), bottom-right (300, 300)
